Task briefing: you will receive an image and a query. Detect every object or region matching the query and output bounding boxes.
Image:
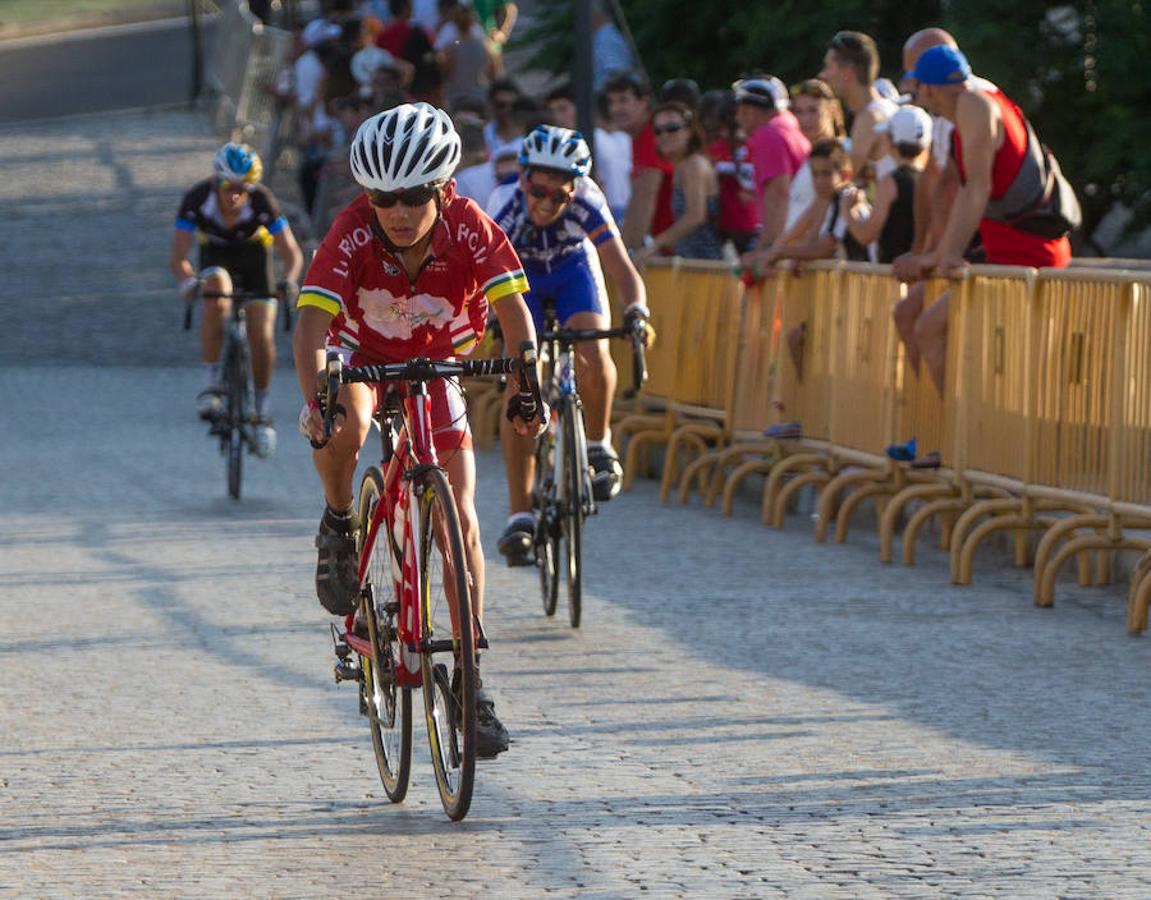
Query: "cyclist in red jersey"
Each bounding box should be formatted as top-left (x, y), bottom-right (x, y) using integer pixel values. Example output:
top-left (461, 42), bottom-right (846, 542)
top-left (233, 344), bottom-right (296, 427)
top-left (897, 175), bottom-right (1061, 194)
top-left (293, 103), bottom-right (542, 758)
top-left (892, 45), bottom-right (1072, 394)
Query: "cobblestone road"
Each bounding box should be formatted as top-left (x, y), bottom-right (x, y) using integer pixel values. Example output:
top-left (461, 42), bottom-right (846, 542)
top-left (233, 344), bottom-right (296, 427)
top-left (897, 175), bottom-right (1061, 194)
top-left (2, 110), bottom-right (1151, 897)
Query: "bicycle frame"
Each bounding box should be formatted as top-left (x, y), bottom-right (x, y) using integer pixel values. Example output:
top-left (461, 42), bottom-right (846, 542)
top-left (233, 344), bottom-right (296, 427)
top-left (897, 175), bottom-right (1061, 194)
top-left (337, 351), bottom-right (537, 680)
top-left (349, 381), bottom-right (443, 688)
top-left (539, 333), bottom-right (595, 520)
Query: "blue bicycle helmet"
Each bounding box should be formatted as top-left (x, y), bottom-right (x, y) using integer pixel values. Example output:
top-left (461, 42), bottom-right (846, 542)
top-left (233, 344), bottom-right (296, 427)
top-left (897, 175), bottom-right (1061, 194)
top-left (212, 142), bottom-right (264, 184)
top-left (518, 125), bottom-right (592, 178)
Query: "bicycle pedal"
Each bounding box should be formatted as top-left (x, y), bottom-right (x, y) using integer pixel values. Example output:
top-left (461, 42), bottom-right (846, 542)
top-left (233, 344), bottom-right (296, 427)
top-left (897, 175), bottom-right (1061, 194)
top-left (334, 659), bottom-right (362, 683)
top-left (329, 622), bottom-right (350, 659)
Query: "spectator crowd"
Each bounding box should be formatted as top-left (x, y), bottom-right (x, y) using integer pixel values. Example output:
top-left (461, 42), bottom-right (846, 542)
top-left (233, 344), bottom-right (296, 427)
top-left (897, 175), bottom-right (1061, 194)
top-left (271, 3), bottom-right (1075, 395)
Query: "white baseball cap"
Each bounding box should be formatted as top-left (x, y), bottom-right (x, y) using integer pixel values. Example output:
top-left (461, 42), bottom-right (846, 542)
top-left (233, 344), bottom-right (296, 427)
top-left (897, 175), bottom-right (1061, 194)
top-left (732, 76), bottom-right (789, 112)
top-left (876, 104), bottom-right (932, 148)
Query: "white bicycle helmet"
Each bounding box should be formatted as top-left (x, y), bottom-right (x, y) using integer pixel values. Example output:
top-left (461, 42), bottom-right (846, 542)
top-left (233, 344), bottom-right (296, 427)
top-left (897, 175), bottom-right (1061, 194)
top-left (349, 103), bottom-right (461, 191)
top-left (212, 142), bottom-right (263, 184)
top-left (518, 125), bottom-right (592, 178)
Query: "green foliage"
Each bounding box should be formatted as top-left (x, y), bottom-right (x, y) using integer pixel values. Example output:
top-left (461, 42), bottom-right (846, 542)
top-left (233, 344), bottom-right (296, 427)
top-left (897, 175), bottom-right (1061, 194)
top-left (519, 0), bottom-right (1151, 246)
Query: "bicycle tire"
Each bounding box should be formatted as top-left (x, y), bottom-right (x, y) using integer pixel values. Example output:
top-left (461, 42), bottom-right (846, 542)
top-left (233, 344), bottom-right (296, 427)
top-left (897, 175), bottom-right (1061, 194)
top-left (534, 428), bottom-right (559, 617)
top-left (225, 343), bottom-right (243, 500)
top-left (357, 467), bottom-right (413, 803)
top-left (416, 467), bottom-right (476, 821)
top-left (561, 403), bottom-right (584, 628)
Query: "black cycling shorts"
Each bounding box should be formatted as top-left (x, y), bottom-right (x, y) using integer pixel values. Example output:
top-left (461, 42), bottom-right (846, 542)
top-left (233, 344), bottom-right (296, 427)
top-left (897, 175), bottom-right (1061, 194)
top-left (199, 240), bottom-right (274, 298)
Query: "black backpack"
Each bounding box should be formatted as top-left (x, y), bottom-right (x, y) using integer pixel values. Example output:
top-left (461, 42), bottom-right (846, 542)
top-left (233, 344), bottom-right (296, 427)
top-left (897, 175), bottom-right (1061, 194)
top-left (983, 115), bottom-right (1082, 240)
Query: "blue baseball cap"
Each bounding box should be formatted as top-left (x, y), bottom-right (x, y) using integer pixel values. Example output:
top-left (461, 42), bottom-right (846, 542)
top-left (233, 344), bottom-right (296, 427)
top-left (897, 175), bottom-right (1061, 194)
top-left (910, 45), bottom-right (972, 85)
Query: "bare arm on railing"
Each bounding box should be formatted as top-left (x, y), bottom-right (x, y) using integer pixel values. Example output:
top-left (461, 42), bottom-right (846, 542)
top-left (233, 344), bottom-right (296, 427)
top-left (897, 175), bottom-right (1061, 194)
top-left (895, 92), bottom-right (997, 282)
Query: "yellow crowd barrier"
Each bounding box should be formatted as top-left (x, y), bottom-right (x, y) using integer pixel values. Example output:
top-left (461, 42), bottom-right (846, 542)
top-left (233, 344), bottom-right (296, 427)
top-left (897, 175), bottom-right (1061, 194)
top-left (611, 257), bottom-right (1151, 635)
top-left (617, 260), bottom-right (741, 491)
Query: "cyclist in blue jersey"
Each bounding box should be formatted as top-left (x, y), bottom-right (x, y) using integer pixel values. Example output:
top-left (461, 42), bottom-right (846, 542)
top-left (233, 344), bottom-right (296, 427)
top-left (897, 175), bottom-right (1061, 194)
top-left (170, 143), bottom-right (303, 457)
top-left (487, 125), bottom-right (650, 565)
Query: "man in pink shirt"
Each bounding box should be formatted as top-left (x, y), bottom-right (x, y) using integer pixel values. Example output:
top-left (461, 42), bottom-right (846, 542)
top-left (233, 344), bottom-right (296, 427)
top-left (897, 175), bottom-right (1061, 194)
top-left (734, 76), bottom-right (811, 275)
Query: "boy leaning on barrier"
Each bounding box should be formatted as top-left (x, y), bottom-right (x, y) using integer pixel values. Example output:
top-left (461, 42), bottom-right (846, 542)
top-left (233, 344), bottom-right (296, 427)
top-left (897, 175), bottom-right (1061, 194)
top-left (839, 104), bottom-right (932, 264)
top-left (169, 142), bottom-right (304, 458)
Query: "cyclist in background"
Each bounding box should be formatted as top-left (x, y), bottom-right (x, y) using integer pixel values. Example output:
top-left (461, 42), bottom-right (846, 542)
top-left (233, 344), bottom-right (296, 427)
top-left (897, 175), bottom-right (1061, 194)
top-left (169, 143), bottom-right (303, 457)
top-left (294, 103), bottom-right (543, 758)
top-left (487, 125), bottom-right (650, 566)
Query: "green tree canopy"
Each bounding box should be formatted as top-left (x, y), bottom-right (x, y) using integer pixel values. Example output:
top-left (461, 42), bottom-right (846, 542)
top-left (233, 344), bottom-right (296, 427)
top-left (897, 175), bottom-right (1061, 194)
top-left (519, 0), bottom-right (1151, 247)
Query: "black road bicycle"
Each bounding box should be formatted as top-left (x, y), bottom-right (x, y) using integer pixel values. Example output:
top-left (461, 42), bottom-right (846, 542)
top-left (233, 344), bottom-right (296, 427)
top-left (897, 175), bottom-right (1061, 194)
top-left (533, 303), bottom-right (647, 627)
top-left (184, 287), bottom-right (290, 499)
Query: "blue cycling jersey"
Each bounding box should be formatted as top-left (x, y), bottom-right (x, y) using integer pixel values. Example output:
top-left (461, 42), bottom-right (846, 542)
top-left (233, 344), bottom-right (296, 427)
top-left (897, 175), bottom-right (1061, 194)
top-left (486, 176), bottom-right (618, 277)
top-left (486, 176), bottom-right (618, 330)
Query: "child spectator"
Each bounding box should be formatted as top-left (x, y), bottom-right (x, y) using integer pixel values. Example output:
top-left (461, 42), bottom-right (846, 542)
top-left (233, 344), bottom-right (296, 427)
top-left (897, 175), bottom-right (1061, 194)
top-left (768, 138), bottom-right (868, 265)
top-left (766, 139), bottom-right (864, 378)
top-left (787, 78), bottom-right (845, 234)
top-left (840, 104), bottom-right (931, 263)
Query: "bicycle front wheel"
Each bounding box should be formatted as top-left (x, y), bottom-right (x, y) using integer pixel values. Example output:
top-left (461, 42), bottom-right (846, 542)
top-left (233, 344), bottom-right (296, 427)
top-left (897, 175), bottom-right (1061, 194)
top-left (560, 403), bottom-right (584, 628)
top-left (534, 428), bottom-right (559, 617)
top-left (357, 467), bottom-right (412, 803)
top-left (416, 467), bottom-right (476, 821)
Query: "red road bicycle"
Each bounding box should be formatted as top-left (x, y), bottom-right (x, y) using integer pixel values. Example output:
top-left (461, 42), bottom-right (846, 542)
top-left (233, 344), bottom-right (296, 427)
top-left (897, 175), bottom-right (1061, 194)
top-left (321, 346), bottom-right (540, 821)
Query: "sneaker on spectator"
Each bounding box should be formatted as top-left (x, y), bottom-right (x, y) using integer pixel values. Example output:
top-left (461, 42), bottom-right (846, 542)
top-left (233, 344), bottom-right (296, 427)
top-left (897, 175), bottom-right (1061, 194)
top-left (587, 444), bottom-right (623, 501)
top-left (885, 437), bottom-right (918, 462)
top-left (763, 421), bottom-right (802, 440)
top-left (497, 519), bottom-right (534, 566)
top-left (196, 389), bottom-right (223, 421)
top-left (250, 416), bottom-right (276, 458)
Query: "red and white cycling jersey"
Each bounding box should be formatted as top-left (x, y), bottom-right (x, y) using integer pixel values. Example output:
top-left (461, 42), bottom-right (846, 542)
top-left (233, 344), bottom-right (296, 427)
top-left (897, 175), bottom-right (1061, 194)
top-left (298, 186), bottom-right (529, 362)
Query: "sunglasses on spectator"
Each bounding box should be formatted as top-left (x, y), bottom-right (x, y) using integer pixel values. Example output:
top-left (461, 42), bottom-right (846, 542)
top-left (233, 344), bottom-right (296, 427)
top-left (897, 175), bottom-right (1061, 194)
top-left (217, 178), bottom-right (254, 194)
top-left (367, 184), bottom-right (439, 208)
top-left (525, 183), bottom-right (574, 204)
top-left (652, 122), bottom-right (688, 136)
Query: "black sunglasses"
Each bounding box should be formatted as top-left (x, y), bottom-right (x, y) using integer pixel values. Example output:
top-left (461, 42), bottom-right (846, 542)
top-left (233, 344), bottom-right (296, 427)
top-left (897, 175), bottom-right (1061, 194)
top-left (525, 183), bottom-right (574, 204)
top-left (367, 184), bottom-right (439, 208)
top-left (217, 178), bottom-right (254, 194)
top-left (652, 122), bottom-right (687, 136)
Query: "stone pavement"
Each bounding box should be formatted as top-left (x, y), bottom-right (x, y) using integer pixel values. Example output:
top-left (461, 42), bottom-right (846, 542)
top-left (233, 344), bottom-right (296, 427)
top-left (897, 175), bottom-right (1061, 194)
top-left (2, 109), bottom-right (1151, 897)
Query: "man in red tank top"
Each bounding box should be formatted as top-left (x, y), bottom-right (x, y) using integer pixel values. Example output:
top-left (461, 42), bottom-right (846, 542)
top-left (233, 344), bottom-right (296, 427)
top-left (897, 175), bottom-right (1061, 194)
top-left (892, 44), bottom-right (1071, 394)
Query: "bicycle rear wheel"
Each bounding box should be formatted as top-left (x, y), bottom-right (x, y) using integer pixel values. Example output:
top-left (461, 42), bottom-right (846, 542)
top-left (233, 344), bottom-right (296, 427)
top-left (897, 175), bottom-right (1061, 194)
top-left (534, 429), bottom-right (559, 617)
top-left (225, 346), bottom-right (244, 500)
top-left (561, 403), bottom-right (584, 628)
top-left (416, 467), bottom-right (476, 821)
top-left (357, 467), bottom-right (412, 803)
